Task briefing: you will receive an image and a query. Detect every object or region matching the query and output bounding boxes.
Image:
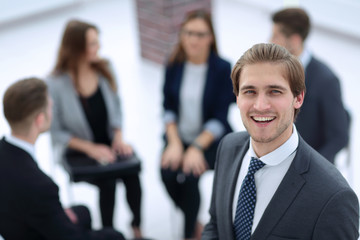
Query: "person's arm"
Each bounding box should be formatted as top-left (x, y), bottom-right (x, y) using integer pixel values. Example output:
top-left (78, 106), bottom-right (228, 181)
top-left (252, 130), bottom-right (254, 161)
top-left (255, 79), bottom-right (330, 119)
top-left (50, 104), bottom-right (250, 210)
top-left (21, 180), bottom-right (87, 240)
top-left (183, 59), bottom-right (233, 176)
top-left (313, 189), bottom-right (359, 239)
top-left (161, 122), bottom-right (184, 170)
top-left (317, 74), bottom-right (349, 163)
top-left (182, 130), bottom-right (214, 176)
top-left (68, 137), bottom-right (116, 163)
top-left (161, 64), bottom-right (185, 170)
top-left (207, 59), bottom-right (234, 138)
top-left (112, 128), bottom-right (133, 156)
top-left (47, 79), bottom-right (74, 148)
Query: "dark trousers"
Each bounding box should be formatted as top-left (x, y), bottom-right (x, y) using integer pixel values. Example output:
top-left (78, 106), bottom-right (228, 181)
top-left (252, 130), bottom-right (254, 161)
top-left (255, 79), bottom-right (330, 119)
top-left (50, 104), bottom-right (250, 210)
top-left (65, 149), bottom-right (142, 229)
top-left (71, 205), bottom-right (125, 240)
top-left (89, 173), bottom-right (142, 228)
top-left (160, 141), bottom-right (218, 238)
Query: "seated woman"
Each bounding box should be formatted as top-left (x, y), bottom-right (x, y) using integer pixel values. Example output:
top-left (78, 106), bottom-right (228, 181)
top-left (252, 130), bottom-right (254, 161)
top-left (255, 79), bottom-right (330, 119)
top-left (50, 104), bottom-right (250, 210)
top-left (48, 19), bottom-right (142, 239)
top-left (160, 10), bottom-right (234, 240)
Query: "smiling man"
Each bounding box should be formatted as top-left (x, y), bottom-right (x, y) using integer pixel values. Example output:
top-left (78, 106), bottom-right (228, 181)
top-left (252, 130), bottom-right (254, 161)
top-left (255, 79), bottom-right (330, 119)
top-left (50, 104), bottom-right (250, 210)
top-left (201, 43), bottom-right (359, 240)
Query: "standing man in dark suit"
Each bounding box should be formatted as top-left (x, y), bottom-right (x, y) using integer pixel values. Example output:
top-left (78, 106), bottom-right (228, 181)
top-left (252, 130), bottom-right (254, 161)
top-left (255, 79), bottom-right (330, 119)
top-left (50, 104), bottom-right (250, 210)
top-left (270, 8), bottom-right (349, 163)
top-left (0, 78), bottom-right (125, 240)
top-left (202, 43), bottom-right (359, 239)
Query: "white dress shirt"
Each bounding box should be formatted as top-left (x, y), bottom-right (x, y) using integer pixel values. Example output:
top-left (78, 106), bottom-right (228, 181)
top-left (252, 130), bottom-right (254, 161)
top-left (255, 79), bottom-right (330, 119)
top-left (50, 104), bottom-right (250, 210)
top-left (5, 134), bottom-right (36, 160)
top-left (232, 125), bottom-right (299, 233)
top-left (299, 47), bottom-right (312, 69)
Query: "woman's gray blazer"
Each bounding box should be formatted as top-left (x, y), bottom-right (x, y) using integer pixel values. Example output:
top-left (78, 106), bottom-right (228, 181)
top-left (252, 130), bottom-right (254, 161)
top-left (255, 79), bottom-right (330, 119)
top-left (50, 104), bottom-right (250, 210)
top-left (47, 73), bottom-right (122, 155)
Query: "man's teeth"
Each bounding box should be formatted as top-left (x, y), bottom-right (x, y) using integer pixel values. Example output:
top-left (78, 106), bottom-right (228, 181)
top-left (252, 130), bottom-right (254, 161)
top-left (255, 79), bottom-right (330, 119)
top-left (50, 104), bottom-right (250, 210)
top-left (253, 117), bottom-right (275, 122)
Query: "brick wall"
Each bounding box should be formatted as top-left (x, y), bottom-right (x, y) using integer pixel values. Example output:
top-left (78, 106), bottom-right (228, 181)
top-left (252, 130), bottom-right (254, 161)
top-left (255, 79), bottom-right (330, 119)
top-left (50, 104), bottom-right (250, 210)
top-left (136, 0), bottom-right (212, 64)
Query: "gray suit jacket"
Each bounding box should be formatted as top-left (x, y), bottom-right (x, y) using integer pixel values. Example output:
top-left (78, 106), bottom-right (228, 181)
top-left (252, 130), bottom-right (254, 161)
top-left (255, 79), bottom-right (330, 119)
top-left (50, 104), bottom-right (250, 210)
top-left (47, 73), bottom-right (122, 155)
top-left (202, 132), bottom-right (359, 240)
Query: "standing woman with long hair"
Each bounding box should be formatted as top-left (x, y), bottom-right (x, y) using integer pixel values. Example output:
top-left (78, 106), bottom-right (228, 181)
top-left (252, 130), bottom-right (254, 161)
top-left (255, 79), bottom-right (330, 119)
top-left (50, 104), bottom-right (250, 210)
top-left (161, 10), bottom-right (234, 240)
top-left (48, 20), bottom-right (143, 238)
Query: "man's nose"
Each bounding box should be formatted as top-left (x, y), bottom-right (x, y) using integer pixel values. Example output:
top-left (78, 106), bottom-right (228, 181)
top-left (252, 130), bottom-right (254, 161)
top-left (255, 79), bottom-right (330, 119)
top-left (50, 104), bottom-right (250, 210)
top-left (254, 94), bottom-right (271, 111)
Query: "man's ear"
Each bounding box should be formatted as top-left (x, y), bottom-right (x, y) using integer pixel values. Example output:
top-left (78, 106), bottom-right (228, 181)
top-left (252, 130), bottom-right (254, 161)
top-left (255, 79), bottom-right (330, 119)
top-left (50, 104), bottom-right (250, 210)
top-left (34, 112), bottom-right (45, 129)
top-left (294, 91), bottom-right (305, 109)
top-left (290, 33), bottom-right (303, 48)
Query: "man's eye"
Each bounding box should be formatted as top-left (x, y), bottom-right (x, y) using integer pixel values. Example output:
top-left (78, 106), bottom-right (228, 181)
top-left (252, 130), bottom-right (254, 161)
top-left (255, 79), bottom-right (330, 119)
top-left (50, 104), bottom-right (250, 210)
top-left (244, 90), bottom-right (256, 94)
top-left (271, 90), bottom-right (281, 94)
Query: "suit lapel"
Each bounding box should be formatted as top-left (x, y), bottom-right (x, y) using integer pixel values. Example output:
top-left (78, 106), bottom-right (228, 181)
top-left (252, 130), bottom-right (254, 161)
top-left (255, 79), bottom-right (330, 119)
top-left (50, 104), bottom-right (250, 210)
top-left (225, 138), bottom-right (250, 238)
top-left (251, 137), bottom-right (310, 239)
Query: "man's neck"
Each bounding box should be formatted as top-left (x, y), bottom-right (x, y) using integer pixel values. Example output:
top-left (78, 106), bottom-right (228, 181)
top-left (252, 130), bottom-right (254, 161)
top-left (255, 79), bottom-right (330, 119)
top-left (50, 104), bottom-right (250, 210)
top-left (291, 44), bottom-right (304, 57)
top-left (11, 131), bottom-right (38, 145)
top-left (251, 125), bottom-right (294, 158)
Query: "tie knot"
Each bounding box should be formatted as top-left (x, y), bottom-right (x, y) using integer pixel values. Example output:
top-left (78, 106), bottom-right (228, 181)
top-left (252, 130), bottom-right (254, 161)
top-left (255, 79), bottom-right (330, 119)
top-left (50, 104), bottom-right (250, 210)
top-left (248, 157), bottom-right (265, 175)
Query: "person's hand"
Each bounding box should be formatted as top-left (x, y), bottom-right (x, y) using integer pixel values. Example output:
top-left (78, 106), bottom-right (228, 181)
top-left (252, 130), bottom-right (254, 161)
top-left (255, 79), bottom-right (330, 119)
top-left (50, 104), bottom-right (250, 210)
top-left (86, 143), bottom-right (116, 164)
top-left (112, 139), bottom-right (133, 157)
top-left (182, 146), bottom-right (208, 177)
top-left (161, 142), bottom-right (184, 171)
top-left (64, 208), bottom-right (78, 224)
top-left (112, 130), bottom-right (133, 157)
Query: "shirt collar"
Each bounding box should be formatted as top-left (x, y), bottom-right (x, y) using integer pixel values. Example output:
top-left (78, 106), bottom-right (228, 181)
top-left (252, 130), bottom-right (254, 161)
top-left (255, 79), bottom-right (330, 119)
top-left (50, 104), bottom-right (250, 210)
top-left (299, 47), bottom-right (312, 69)
top-left (5, 134), bottom-right (36, 160)
top-left (248, 124), bottom-right (299, 166)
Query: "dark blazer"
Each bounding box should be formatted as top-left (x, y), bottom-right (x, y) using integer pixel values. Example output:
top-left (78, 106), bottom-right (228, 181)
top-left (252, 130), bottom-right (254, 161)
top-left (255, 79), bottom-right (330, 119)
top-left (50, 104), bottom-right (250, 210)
top-left (296, 56), bottom-right (349, 163)
top-left (0, 138), bottom-right (121, 240)
top-left (202, 132), bottom-right (359, 240)
top-left (163, 52), bottom-right (234, 140)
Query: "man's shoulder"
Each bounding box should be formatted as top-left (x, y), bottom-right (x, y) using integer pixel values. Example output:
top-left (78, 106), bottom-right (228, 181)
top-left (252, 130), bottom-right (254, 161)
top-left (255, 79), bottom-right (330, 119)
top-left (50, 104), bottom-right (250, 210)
top-left (0, 138), bottom-right (28, 159)
top-left (298, 139), bottom-right (352, 192)
top-left (222, 131), bottom-right (248, 141)
top-left (219, 131), bottom-right (249, 150)
top-left (307, 56), bottom-right (338, 81)
top-left (0, 138), bottom-right (47, 183)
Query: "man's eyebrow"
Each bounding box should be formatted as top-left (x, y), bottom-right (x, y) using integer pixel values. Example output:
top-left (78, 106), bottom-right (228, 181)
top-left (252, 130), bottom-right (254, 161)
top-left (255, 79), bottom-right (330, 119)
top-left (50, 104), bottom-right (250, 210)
top-left (240, 85), bottom-right (288, 91)
top-left (268, 85), bottom-right (287, 91)
top-left (240, 85), bottom-right (256, 91)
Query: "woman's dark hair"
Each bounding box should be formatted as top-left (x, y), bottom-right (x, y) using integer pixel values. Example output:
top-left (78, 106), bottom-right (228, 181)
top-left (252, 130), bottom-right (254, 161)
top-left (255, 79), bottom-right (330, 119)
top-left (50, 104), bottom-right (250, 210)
top-left (53, 20), bottom-right (116, 91)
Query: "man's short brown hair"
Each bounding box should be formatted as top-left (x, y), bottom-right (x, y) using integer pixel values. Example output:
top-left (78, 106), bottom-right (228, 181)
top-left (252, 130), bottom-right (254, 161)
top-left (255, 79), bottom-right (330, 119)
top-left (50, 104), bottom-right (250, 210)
top-left (231, 43), bottom-right (306, 119)
top-left (3, 78), bottom-right (48, 133)
top-left (272, 8), bottom-right (310, 41)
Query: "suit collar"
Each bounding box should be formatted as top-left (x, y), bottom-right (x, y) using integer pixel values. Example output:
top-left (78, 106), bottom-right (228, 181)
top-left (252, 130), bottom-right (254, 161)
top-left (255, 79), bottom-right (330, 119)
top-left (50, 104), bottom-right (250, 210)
top-left (1, 137), bottom-right (35, 161)
top-left (251, 136), bottom-right (310, 239)
top-left (4, 135), bottom-right (35, 160)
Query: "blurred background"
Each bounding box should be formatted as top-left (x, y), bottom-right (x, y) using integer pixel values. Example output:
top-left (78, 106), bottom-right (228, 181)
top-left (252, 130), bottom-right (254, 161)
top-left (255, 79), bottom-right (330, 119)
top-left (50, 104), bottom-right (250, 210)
top-left (0, 0), bottom-right (360, 239)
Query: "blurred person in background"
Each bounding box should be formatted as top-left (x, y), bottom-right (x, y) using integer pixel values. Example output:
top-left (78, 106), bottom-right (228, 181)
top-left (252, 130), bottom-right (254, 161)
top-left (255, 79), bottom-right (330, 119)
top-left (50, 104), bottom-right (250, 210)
top-left (270, 8), bottom-right (349, 164)
top-left (47, 20), bottom-right (143, 238)
top-left (0, 78), bottom-right (125, 240)
top-left (161, 10), bottom-right (234, 240)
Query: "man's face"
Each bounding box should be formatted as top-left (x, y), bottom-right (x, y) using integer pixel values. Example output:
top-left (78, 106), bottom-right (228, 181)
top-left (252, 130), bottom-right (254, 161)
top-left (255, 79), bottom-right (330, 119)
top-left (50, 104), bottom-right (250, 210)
top-left (270, 24), bottom-right (293, 53)
top-left (236, 62), bottom-right (303, 151)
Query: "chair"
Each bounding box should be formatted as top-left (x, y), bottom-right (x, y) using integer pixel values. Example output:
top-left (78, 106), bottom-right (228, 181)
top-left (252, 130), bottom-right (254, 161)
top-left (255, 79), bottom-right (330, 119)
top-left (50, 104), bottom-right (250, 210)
top-left (62, 150), bottom-right (141, 183)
